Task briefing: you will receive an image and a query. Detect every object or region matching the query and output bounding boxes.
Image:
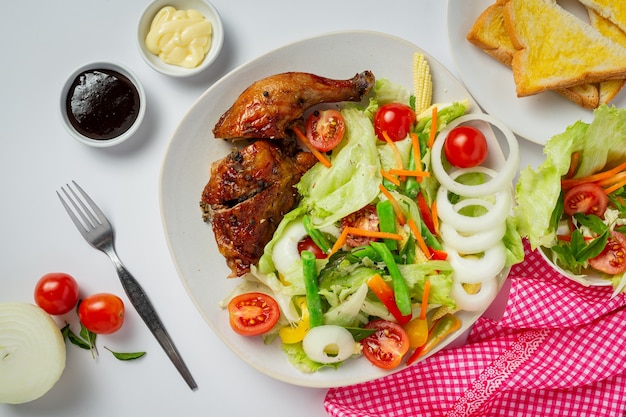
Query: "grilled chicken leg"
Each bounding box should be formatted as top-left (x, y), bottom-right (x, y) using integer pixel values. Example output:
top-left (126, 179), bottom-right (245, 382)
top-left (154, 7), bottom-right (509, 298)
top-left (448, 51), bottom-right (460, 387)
top-left (201, 140), bottom-right (317, 277)
top-left (212, 71), bottom-right (375, 140)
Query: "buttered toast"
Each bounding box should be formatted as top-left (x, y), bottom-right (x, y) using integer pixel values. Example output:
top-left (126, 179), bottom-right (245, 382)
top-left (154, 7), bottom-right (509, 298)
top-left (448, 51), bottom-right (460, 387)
top-left (578, 0), bottom-right (626, 34)
top-left (504, 0), bottom-right (626, 97)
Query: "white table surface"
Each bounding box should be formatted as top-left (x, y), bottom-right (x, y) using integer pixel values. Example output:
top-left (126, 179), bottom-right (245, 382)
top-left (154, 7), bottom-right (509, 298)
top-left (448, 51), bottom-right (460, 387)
top-left (0, 1), bottom-right (545, 416)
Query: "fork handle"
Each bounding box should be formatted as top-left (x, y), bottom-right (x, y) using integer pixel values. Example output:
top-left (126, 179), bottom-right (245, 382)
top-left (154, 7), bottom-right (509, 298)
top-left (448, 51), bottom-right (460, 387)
top-left (107, 250), bottom-right (198, 390)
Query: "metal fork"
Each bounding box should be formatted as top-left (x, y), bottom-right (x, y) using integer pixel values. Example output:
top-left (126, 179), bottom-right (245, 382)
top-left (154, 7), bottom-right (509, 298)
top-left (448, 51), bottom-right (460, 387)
top-left (57, 181), bottom-right (197, 390)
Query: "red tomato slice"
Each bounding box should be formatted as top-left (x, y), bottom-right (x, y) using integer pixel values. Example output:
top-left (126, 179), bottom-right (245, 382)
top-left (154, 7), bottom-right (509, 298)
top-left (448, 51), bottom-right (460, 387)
top-left (297, 236), bottom-right (326, 259)
top-left (340, 204), bottom-right (380, 247)
top-left (305, 109), bottom-right (345, 152)
top-left (228, 292), bottom-right (280, 336)
top-left (360, 319), bottom-right (410, 369)
top-left (374, 103), bottom-right (416, 142)
top-left (78, 293), bottom-right (125, 334)
top-left (34, 272), bottom-right (80, 315)
top-left (443, 125), bottom-right (488, 168)
top-left (589, 231), bottom-right (626, 275)
top-left (563, 183), bottom-right (609, 217)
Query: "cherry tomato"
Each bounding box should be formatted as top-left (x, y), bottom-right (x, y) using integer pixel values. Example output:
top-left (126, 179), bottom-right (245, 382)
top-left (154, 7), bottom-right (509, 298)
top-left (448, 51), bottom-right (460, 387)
top-left (360, 320), bottom-right (410, 369)
top-left (78, 293), bottom-right (125, 334)
top-left (305, 109), bottom-right (345, 152)
top-left (563, 183), bottom-right (609, 217)
top-left (34, 272), bottom-right (80, 315)
top-left (297, 236), bottom-right (326, 259)
top-left (443, 125), bottom-right (488, 168)
top-left (228, 292), bottom-right (280, 336)
top-left (340, 204), bottom-right (380, 247)
top-left (374, 103), bottom-right (416, 142)
top-left (589, 231), bottom-right (626, 275)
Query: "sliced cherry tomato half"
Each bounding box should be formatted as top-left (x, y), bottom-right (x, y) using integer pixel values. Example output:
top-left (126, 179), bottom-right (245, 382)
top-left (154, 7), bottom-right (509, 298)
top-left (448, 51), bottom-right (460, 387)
top-left (374, 103), bottom-right (416, 142)
top-left (305, 109), bottom-right (345, 152)
top-left (443, 125), bottom-right (488, 168)
top-left (563, 182), bottom-right (609, 217)
top-left (340, 204), bottom-right (380, 247)
top-left (588, 231), bottom-right (626, 275)
top-left (78, 293), bottom-right (125, 334)
top-left (360, 319), bottom-right (410, 369)
top-left (228, 292), bottom-right (280, 336)
top-left (34, 272), bottom-right (80, 315)
top-left (297, 236), bottom-right (326, 259)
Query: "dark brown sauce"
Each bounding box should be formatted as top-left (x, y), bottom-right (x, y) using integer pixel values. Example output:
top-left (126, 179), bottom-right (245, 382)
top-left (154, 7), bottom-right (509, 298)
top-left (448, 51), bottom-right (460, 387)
top-left (66, 69), bottom-right (140, 140)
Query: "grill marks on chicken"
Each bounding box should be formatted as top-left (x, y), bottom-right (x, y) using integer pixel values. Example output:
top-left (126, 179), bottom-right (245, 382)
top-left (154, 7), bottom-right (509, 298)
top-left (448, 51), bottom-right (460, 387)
top-left (201, 140), bottom-right (317, 277)
top-left (212, 71), bottom-right (375, 140)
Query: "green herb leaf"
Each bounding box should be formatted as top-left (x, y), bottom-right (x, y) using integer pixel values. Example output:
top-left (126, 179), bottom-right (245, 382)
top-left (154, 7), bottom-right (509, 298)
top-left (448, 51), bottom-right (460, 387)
top-left (574, 213), bottom-right (608, 234)
top-left (346, 327), bottom-right (377, 341)
top-left (103, 346), bottom-right (146, 361)
top-left (67, 328), bottom-right (92, 350)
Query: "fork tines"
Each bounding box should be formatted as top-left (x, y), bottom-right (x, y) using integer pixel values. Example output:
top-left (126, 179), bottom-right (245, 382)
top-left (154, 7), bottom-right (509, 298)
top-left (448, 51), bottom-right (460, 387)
top-left (57, 181), bottom-right (107, 234)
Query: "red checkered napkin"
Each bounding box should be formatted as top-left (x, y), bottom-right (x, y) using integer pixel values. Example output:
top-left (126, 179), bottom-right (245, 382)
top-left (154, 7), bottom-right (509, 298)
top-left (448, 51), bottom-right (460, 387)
top-left (324, 241), bottom-right (626, 417)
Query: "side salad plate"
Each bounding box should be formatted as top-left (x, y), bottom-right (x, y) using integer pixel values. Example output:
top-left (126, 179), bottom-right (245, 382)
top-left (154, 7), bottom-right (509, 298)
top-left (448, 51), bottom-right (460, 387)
top-left (159, 30), bottom-right (513, 387)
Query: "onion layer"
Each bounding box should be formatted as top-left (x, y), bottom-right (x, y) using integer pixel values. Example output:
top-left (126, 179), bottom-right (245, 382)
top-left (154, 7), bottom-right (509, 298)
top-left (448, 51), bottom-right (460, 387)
top-left (302, 325), bottom-right (357, 364)
top-left (450, 277), bottom-right (499, 312)
top-left (445, 242), bottom-right (507, 284)
top-left (431, 113), bottom-right (519, 198)
top-left (436, 186), bottom-right (511, 234)
top-left (0, 302), bottom-right (66, 404)
top-left (439, 221), bottom-right (506, 254)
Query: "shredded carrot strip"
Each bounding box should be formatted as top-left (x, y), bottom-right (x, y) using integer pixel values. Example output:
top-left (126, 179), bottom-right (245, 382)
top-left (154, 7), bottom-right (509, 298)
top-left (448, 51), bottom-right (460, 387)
top-left (388, 169), bottom-right (431, 178)
top-left (566, 152), bottom-right (580, 179)
top-left (327, 227), bottom-right (402, 257)
top-left (410, 132), bottom-right (424, 183)
top-left (428, 107), bottom-right (438, 148)
top-left (407, 218), bottom-right (431, 259)
top-left (382, 131), bottom-right (405, 178)
top-left (561, 161), bottom-right (626, 189)
top-left (597, 171), bottom-right (626, 187)
top-left (419, 280), bottom-right (431, 320)
top-left (292, 126), bottom-right (331, 168)
top-left (604, 178), bottom-right (626, 195)
top-left (378, 184), bottom-right (407, 225)
top-left (431, 200), bottom-right (440, 236)
top-left (380, 169), bottom-right (401, 186)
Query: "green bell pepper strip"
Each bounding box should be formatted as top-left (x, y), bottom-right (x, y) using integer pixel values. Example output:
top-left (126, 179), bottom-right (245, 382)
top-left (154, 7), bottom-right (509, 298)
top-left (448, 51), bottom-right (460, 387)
top-left (376, 200), bottom-right (398, 251)
top-left (406, 313), bottom-right (461, 365)
top-left (302, 214), bottom-right (332, 254)
top-left (301, 250), bottom-right (324, 328)
top-left (370, 241), bottom-right (412, 316)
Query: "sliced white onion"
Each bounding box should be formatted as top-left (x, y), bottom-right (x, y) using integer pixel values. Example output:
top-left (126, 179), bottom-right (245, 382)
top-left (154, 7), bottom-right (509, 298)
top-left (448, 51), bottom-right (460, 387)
top-left (445, 241), bottom-right (507, 284)
top-left (436, 186), bottom-right (512, 234)
top-left (439, 221), bottom-right (506, 254)
top-left (431, 113), bottom-right (519, 197)
top-left (450, 277), bottom-right (499, 312)
top-left (272, 220), bottom-right (307, 277)
top-left (302, 325), bottom-right (357, 364)
top-left (0, 302), bottom-right (66, 404)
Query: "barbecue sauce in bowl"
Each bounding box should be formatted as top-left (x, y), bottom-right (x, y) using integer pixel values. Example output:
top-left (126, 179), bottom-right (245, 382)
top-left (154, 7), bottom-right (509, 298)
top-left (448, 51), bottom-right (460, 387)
top-left (65, 69), bottom-right (141, 140)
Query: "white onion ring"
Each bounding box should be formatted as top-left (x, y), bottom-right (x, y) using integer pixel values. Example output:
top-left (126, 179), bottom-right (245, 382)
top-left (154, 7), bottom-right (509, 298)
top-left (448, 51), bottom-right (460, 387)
top-left (271, 220), bottom-right (307, 277)
top-left (302, 325), bottom-right (356, 364)
top-left (439, 221), bottom-right (506, 254)
top-left (436, 186), bottom-right (511, 234)
top-left (450, 277), bottom-right (499, 312)
top-left (445, 241), bottom-right (507, 284)
top-left (431, 113), bottom-right (519, 197)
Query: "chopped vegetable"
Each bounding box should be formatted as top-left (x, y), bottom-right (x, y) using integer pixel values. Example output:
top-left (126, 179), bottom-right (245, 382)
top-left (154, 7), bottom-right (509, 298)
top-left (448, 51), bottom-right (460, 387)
top-left (370, 242), bottom-right (412, 316)
top-left (293, 126), bottom-right (332, 167)
top-left (406, 313), bottom-right (461, 365)
top-left (366, 273), bottom-right (412, 325)
top-left (302, 250), bottom-right (324, 328)
top-left (376, 199), bottom-right (398, 251)
top-left (413, 52), bottom-right (433, 114)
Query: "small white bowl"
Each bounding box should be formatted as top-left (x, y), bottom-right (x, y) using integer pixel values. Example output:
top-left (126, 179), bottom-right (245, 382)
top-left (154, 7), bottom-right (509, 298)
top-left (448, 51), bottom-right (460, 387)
top-left (538, 245), bottom-right (614, 287)
top-left (60, 62), bottom-right (146, 148)
top-left (137, 0), bottom-right (224, 77)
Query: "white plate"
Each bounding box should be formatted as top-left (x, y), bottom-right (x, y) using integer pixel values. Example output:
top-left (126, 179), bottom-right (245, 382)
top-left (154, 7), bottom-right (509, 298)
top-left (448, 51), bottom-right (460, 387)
top-left (159, 30), bottom-right (509, 388)
top-left (446, 0), bottom-right (626, 145)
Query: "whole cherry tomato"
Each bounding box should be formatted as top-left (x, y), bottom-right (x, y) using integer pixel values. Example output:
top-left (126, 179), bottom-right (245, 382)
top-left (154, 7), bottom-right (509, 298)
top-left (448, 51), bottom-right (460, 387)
top-left (34, 272), bottom-right (80, 315)
top-left (374, 103), bottom-right (416, 142)
top-left (443, 125), bottom-right (488, 168)
top-left (78, 293), bottom-right (125, 334)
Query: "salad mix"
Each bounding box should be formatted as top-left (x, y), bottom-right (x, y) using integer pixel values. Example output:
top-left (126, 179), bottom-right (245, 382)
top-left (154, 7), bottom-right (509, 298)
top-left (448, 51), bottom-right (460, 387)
top-left (221, 56), bottom-right (524, 372)
top-left (516, 104), bottom-right (626, 294)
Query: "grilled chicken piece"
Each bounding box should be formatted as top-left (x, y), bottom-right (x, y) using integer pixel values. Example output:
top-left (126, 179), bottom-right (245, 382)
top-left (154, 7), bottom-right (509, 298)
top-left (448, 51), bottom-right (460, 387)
top-left (201, 140), bottom-right (317, 277)
top-left (212, 71), bottom-right (375, 140)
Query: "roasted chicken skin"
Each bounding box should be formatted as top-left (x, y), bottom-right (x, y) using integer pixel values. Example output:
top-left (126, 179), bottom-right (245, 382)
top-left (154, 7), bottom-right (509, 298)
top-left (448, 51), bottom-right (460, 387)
top-left (212, 71), bottom-right (375, 140)
top-left (201, 140), bottom-right (317, 277)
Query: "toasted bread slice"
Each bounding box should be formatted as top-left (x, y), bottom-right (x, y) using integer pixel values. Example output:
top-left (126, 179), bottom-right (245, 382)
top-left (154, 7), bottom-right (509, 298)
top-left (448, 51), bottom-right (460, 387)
top-left (467, 0), bottom-right (599, 108)
top-left (579, 0), bottom-right (626, 34)
top-left (504, 0), bottom-right (626, 97)
top-left (587, 7), bottom-right (626, 104)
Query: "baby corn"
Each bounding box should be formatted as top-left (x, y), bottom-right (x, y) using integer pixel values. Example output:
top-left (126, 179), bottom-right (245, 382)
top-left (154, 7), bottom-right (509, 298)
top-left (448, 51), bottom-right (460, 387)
top-left (413, 52), bottom-right (433, 114)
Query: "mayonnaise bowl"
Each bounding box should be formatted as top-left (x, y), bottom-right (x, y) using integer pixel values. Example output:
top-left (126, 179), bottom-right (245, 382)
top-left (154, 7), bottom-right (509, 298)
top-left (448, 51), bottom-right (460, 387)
top-left (137, 0), bottom-right (224, 77)
top-left (59, 62), bottom-right (146, 148)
